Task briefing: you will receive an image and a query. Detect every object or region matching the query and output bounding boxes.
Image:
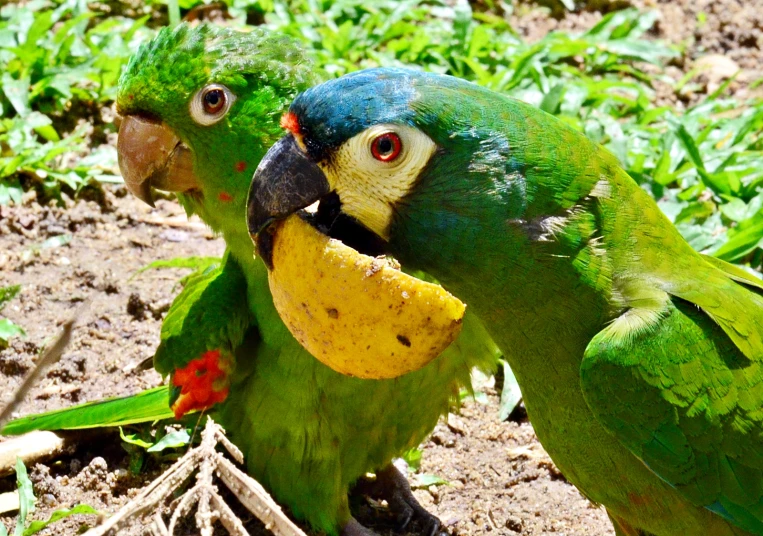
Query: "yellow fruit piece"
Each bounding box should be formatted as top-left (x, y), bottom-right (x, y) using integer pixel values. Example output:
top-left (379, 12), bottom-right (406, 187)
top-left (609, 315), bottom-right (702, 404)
top-left (267, 215), bottom-right (466, 379)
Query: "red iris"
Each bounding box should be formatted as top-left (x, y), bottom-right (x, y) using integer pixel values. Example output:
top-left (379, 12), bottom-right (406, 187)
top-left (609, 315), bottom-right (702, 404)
top-left (371, 132), bottom-right (402, 162)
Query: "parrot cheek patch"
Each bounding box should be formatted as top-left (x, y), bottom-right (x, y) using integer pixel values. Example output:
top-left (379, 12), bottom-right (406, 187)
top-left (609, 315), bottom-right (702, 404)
top-left (321, 124), bottom-right (437, 241)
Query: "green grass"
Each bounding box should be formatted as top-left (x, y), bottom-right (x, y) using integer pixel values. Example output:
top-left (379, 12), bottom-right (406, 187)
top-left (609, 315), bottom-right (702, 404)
top-left (0, 0), bottom-right (762, 268)
top-left (0, 458), bottom-right (97, 535)
top-left (0, 285), bottom-right (24, 350)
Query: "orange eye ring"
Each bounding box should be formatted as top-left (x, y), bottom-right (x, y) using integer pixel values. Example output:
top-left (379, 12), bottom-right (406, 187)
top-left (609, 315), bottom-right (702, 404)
top-left (371, 132), bottom-right (402, 162)
top-left (202, 88), bottom-right (226, 115)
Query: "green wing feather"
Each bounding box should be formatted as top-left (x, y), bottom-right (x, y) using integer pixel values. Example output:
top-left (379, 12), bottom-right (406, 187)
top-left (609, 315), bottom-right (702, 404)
top-left (2, 386), bottom-right (174, 435)
top-left (155, 252), bottom-right (253, 375)
top-left (580, 259), bottom-right (763, 534)
top-left (702, 255), bottom-right (763, 292)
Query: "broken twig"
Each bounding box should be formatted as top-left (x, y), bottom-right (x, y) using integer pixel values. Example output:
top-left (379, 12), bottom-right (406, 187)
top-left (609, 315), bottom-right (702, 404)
top-left (0, 302), bottom-right (87, 428)
top-left (84, 417), bottom-right (307, 536)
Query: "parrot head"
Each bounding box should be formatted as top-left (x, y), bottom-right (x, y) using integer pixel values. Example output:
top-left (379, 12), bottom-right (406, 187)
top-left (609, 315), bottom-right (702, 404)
top-left (248, 66), bottom-right (611, 305)
top-left (117, 23), bottom-right (317, 234)
top-left (116, 24), bottom-right (315, 416)
top-left (247, 67), bottom-right (570, 280)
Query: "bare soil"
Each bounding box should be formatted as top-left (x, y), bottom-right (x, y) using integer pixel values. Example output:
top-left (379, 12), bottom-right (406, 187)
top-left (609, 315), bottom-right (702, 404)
top-left (0, 0), bottom-right (760, 534)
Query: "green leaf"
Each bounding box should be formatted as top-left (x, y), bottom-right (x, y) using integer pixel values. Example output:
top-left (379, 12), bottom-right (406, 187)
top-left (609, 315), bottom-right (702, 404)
top-left (0, 285), bottom-right (21, 311)
top-left (14, 458), bottom-right (34, 536)
top-left (119, 427), bottom-right (153, 450)
top-left (2, 73), bottom-right (31, 116)
top-left (713, 219), bottom-right (763, 262)
top-left (0, 182), bottom-right (23, 206)
top-left (719, 198), bottom-right (748, 222)
top-left (39, 235), bottom-right (72, 249)
top-left (133, 257), bottom-right (221, 277)
top-left (539, 83), bottom-right (565, 115)
top-left (0, 319), bottom-right (25, 348)
top-left (411, 473), bottom-right (449, 489)
top-left (498, 360), bottom-right (522, 421)
top-left (675, 123), bottom-right (707, 173)
top-left (22, 505), bottom-right (99, 536)
top-left (401, 448), bottom-right (422, 471)
top-left (473, 391), bottom-right (489, 405)
top-left (675, 201), bottom-right (715, 225)
top-left (2, 387), bottom-right (174, 435)
top-left (146, 429), bottom-right (190, 452)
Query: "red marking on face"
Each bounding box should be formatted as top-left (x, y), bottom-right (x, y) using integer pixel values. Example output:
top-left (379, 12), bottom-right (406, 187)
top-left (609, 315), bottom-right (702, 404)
top-left (235, 161), bottom-right (247, 172)
top-left (280, 112), bottom-right (301, 135)
top-left (129, 94), bottom-right (134, 100)
top-left (218, 191), bottom-right (233, 203)
top-left (171, 349), bottom-right (231, 419)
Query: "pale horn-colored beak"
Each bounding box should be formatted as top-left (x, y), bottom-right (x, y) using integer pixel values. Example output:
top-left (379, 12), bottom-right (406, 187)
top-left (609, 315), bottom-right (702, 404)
top-left (117, 115), bottom-right (198, 207)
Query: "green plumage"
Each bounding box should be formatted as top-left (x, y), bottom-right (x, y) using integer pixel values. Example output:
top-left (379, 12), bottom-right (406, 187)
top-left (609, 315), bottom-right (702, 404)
top-left (263, 68), bottom-right (763, 536)
top-left (6, 29), bottom-right (497, 535)
top-left (154, 253), bottom-right (252, 376)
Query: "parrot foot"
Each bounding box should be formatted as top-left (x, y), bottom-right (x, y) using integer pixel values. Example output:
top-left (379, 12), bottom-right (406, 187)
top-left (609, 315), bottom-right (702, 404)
top-left (353, 464), bottom-right (443, 536)
top-left (341, 518), bottom-right (380, 536)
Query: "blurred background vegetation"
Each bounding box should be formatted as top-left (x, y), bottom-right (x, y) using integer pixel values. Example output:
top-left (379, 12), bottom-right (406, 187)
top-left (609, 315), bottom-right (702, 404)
top-left (0, 0), bottom-right (761, 269)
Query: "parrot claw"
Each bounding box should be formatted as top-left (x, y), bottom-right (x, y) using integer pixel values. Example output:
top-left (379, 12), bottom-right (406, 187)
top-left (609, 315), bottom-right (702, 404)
top-left (341, 518), bottom-right (379, 536)
top-left (353, 464), bottom-right (445, 536)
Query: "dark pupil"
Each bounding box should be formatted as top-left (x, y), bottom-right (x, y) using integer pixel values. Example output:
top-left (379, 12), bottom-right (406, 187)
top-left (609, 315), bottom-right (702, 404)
top-left (204, 90), bottom-right (223, 111)
top-left (377, 137), bottom-right (393, 154)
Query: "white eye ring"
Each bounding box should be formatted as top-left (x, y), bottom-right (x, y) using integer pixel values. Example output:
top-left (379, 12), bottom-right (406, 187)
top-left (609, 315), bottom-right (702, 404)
top-left (189, 84), bottom-right (235, 126)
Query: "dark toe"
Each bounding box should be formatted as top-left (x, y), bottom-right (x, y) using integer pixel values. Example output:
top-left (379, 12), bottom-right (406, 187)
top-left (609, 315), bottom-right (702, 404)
top-left (341, 517), bottom-right (379, 536)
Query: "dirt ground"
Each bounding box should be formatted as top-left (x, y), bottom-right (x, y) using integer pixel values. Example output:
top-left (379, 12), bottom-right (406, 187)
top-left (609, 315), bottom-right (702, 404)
top-left (0, 0), bottom-right (760, 534)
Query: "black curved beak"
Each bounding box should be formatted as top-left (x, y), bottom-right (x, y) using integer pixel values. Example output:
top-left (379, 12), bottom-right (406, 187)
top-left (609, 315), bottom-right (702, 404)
top-left (247, 134), bottom-right (330, 268)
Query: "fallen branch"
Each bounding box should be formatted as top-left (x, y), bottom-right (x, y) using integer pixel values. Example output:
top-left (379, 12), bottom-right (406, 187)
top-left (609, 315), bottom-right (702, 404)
top-left (84, 417), bottom-right (307, 536)
top-left (0, 304), bottom-right (86, 474)
top-left (0, 306), bottom-right (84, 428)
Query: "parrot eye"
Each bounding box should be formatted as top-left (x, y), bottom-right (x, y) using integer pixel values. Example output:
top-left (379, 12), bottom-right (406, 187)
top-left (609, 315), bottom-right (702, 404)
top-left (190, 84), bottom-right (235, 126)
top-left (370, 132), bottom-right (402, 162)
top-left (203, 89), bottom-right (225, 114)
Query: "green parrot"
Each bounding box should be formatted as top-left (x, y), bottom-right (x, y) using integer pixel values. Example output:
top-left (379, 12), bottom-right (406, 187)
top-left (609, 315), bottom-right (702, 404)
top-left (246, 67), bottom-right (763, 536)
top-left (6, 27), bottom-right (500, 536)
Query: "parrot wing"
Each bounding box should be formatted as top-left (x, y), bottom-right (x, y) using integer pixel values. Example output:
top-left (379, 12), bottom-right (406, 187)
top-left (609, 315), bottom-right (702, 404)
top-left (154, 252), bottom-right (252, 376)
top-left (580, 256), bottom-right (763, 534)
top-left (1, 386), bottom-right (174, 435)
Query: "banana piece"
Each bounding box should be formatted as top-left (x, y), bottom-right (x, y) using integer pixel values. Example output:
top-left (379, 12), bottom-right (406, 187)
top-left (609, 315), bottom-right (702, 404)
top-left (266, 215), bottom-right (466, 379)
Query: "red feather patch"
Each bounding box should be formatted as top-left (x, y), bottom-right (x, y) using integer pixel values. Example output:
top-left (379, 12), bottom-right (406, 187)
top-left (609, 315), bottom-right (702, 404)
top-left (280, 112), bottom-right (301, 135)
top-left (171, 349), bottom-right (231, 419)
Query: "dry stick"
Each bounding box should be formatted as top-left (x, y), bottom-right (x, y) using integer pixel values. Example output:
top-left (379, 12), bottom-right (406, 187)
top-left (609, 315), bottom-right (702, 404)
top-left (0, 431), bottom-right (65, 477)
top-left (83, 417), bottom-right (307, 536)
top-left (0, 303), bottom-right (87, 475)
top-left (0, 304), bottom-right (85, 428)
